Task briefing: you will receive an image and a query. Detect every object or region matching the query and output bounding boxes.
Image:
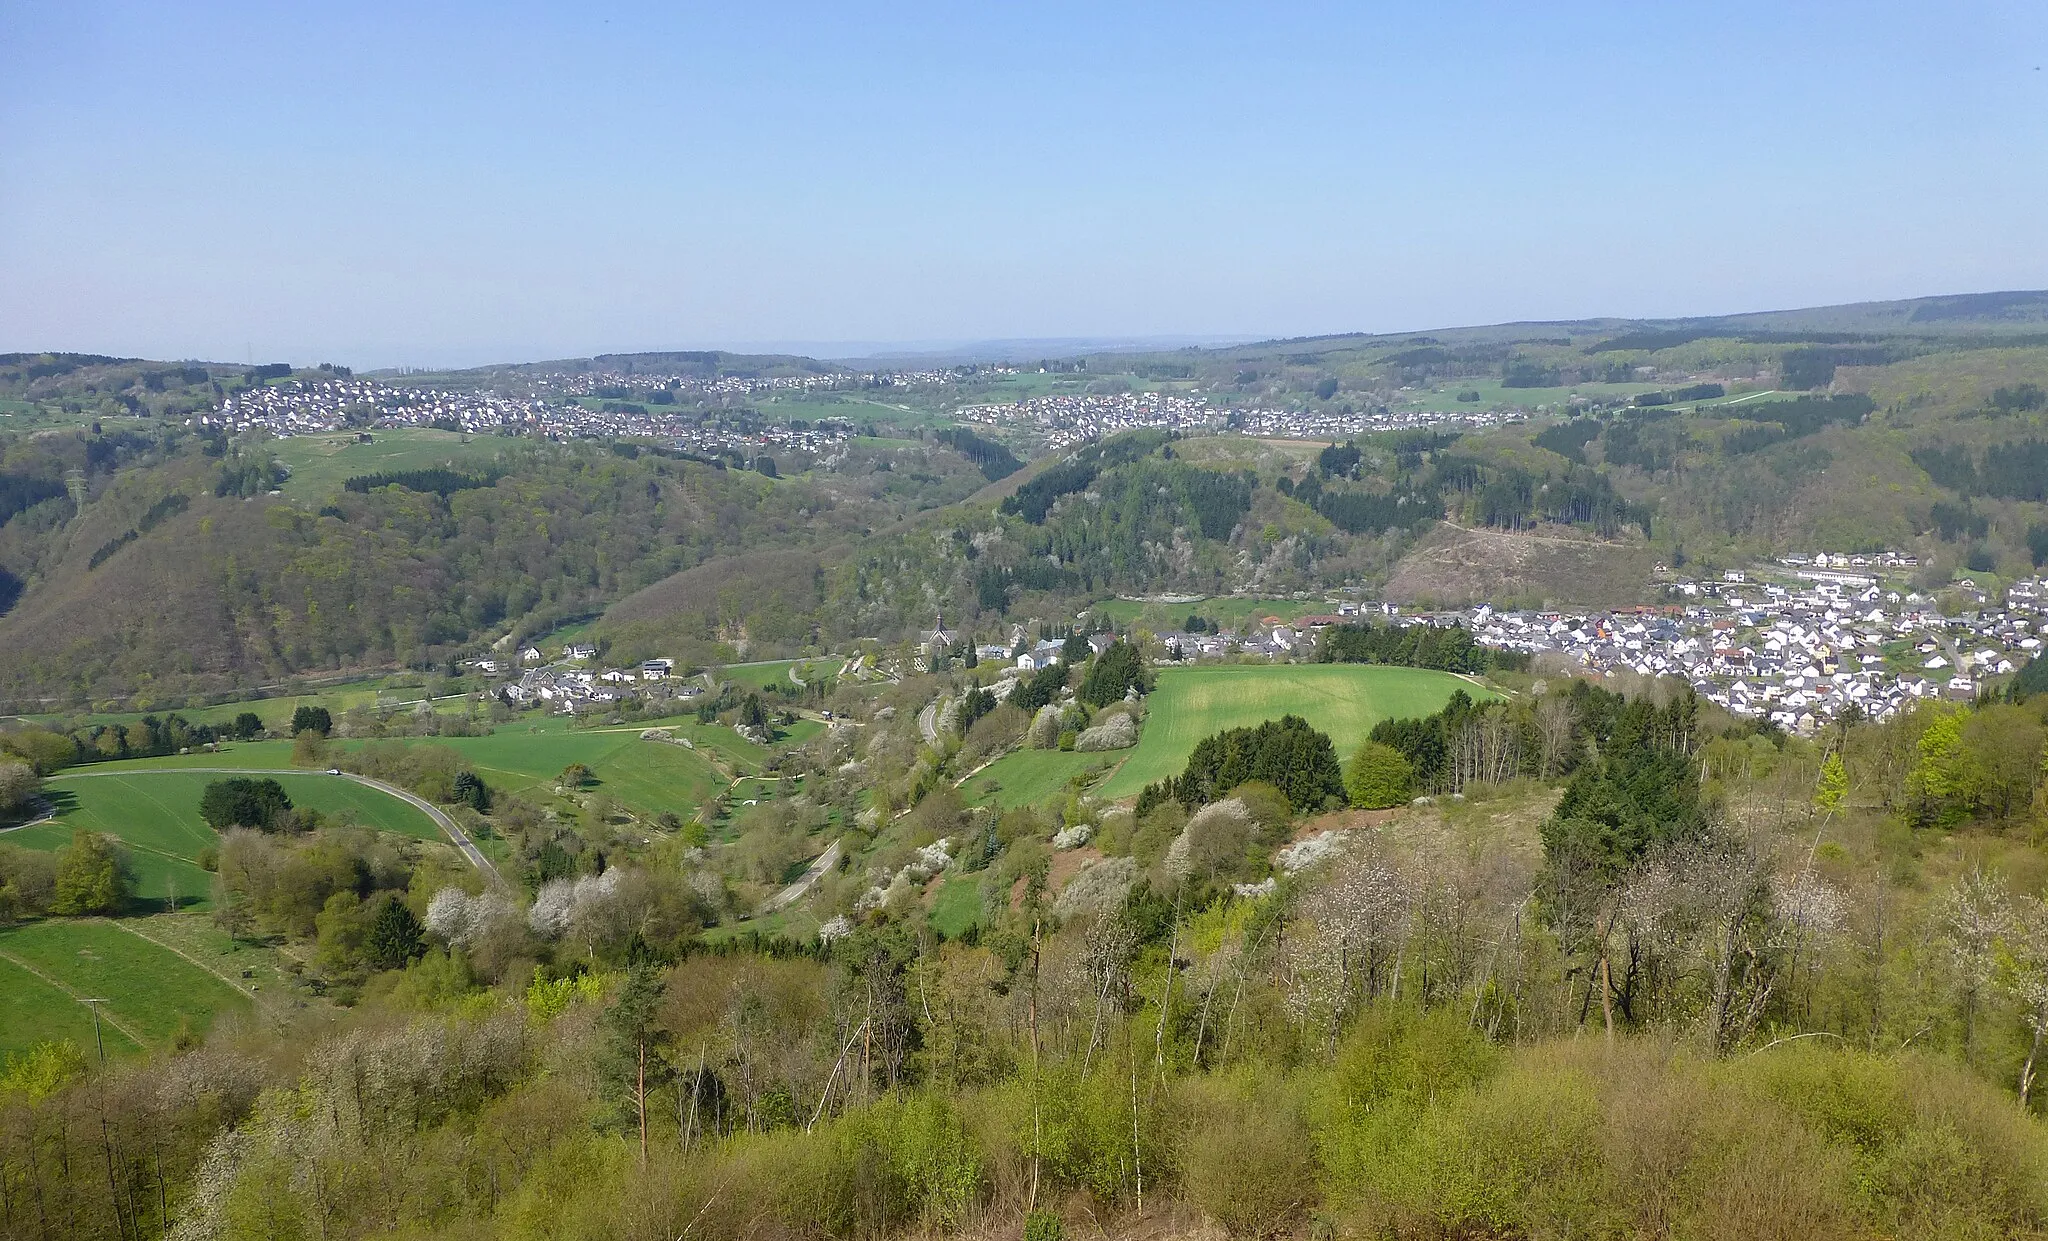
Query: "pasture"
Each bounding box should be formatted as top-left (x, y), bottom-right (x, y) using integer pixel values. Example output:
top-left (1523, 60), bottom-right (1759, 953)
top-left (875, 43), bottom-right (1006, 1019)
top-left (928, 875), bottom-right (981, 938)
top-left (1392, 378), bottom-right (1667, 413)
top-left (4, 673), bottom-right (465, 735)
top-left (961, 749), bottom-right (1120, 811)
top-left (271, 427), bottom-right (509, 498)
top-left (0, 919), bottom-right (253, 1056)
top-left (1097, 663), bottom-right (1491, 799)
top-left (426, 728), bottom-right (729, 819)
top-left (7, 770), bottom-right (443, 907)
top-left (37, 715), bottom-right (750, 829)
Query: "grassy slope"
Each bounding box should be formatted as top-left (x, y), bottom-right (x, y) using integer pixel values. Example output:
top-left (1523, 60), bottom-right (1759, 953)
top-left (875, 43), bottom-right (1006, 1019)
top-left (271, 428), bottom-right (509, 498)
top-left (961, 750), bottom-right (1121, 810)
top-left (66, 717), bottom-right (741, 820)
top-left (0, 920), bottom-right (251, 1055)
top-left (1098, 663), bottom-right (1492, 799)
top-left (7, 770), bottom-right (442, 907)
top-left (928, 875), bottom-right (982, 938)
top-left (425, 728), bottom-right (728, 817)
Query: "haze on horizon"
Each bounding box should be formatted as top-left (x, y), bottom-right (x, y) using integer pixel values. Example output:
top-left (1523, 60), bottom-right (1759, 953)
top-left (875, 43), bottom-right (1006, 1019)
top-left (4, 1), bottom-right (2046, 370)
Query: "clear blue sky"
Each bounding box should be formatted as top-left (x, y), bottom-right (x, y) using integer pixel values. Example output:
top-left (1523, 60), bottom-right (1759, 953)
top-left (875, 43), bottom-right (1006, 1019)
top-left (4, 1), bottom-right (2045, 368)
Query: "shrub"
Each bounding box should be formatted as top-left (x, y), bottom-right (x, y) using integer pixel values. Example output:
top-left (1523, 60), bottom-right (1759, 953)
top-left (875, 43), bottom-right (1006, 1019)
top-left (199, 777), bottom-right (293, 831)
top-left (1345, 740), bottom-right (1413, 809)
top-left (51, 828), bottom-right (130, 915)
top-left (1074, 713), bottom-right (1138, 751)
top-left (1178, 1079), bottom-right (1318, 1237)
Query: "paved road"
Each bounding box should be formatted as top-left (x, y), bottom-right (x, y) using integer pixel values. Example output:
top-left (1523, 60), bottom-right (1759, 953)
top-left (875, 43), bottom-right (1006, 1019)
top-left (760, 837), bottom-right (841, 915)
top-left (918, 700), bottom-right (940, 745)
top-left (0, 796), bottom-right (56, 833)
top-left (47, 767), bottom-right (505, 884)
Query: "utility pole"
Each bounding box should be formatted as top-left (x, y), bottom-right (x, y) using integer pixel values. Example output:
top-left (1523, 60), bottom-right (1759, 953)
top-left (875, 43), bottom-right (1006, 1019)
top-left (82, 998), bottom-right (109, 1064)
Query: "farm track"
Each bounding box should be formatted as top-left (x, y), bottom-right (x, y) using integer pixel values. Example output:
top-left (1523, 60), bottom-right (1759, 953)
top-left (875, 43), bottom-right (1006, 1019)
top-left (0, 948), bottom-right (150, 1049)
top-left (95, 918), bottom-right (275, 1017)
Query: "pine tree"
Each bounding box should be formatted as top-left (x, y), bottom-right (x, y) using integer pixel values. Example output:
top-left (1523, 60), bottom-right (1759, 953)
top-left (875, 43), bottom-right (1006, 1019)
top-left (365, 894), bottom-right (425, 970)
top-left (602, 963), bottom-right (671, 1165)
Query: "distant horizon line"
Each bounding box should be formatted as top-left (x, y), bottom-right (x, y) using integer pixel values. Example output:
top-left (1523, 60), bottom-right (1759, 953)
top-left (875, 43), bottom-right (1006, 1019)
top-left (11, 286), bottom-right (2048, 374)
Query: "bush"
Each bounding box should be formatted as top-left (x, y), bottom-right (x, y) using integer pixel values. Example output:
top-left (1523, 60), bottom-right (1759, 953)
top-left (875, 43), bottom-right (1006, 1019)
top-left (1345, 740), bottom-right (1413, 809)
top-left (199, 777), bottom-right (294, 831)
top-left (1179, 1079), bottom-right (1318, 1236)
top-left (1074, 713), bottom-right (1138, 751)
top-left (760, 1093), bottom-right (982, 1236)
top-left (51, 828), bottom-right (130, 915)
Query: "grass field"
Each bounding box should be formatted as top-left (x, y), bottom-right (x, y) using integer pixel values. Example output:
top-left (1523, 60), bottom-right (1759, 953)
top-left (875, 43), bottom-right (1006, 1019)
top-left (961, 749), bottom-right (1121, 810)
top-left (271, 428), bottom-right (510, 498)
top-left (3, 674), bottom-right (469, 735)
top-left (52, 716), bottom-right (744, 824)
top-left (1097, 664), bottom-right (1492, 799)
top-left (928, 875), bottom-right (982, 938)
top-left (6, 770), bottom-right (442, 907)
top-left (1393, 379), bottom-right (1668, 413)
top-left (369, 728), bottom-right (731, 821)
top-left (0, 919), bottom-right (253, 1055)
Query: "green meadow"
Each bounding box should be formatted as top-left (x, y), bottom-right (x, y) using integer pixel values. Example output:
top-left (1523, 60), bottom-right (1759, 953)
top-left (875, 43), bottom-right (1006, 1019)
top-left (0, 919), bottom-right (252, 1056)
top-left (270, 427), bottom-right (510, 498)
top-left (961, 749), bottom-right (1120, 811)
top-left (7, 770), bottom-right (442, 907)
top-left (1097, 663), bottom-right (1491, 799)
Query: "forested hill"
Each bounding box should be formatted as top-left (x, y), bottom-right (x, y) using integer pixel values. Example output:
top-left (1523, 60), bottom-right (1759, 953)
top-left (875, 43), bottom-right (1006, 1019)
top-left (0, 426), bottom-right (1014, 707)
top-left (386, 349), bottom-right (850, 384)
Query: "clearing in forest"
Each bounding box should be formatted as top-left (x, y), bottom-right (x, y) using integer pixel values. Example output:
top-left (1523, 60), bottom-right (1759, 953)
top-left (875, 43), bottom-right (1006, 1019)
top-left (1098, 663), bottom-right (1491, 799)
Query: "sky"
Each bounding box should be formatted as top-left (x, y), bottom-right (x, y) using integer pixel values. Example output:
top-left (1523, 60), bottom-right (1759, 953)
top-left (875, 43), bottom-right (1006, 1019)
top-left (4, 1), bottom-right (2047, 369)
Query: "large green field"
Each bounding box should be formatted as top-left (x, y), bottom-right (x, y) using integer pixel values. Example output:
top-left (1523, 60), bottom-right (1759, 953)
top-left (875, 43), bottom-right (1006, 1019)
top-left (55, 718), bottom-right (741, 822)
top-left (0, 919), bottom-right (253, 1056)
top-left (1097, 664), bottom-right (1491, 799)
top-left (3, 674), bottom-right (467, 735)
top-left (424, 727), bottom-right (729, 818)
top-left (271, 428), bottom-right (510, 498)
top-left (6, 770), bottom-right (442, 907)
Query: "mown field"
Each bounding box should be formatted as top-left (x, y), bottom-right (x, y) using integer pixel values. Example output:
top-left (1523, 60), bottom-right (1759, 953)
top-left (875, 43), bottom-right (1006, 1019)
top-left (6, 770), bottom-right (442, 907)
top-left (1097, 663), bottom-right (1492, 799)
top-left (2, 674), bottom-right (470, 735)
top-left (428, 727), bottom-right (729, 818)
top-left (51, 713), bottom-right (755, 824)
top-left (0, 918), bottom-right (253, 1056)
top-left (961, 749), bottom-right (1120, 811)
top-left (270, 427), bottom-right (510, 498)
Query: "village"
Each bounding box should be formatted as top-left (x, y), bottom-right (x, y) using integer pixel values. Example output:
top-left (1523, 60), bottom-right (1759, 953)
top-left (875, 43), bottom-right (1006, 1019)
top-left (959, 387), bottom-right (1523, 450)
top-left (469, 553), bottom-right (2048, 737)
top-left (191, 374), bottom-right (857, 461)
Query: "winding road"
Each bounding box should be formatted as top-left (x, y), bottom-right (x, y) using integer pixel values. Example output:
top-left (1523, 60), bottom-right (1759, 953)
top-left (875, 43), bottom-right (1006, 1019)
top-left (45, 767), bottom-right (506, 885)
top-left (760, 837), bottom-right (841, 915)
